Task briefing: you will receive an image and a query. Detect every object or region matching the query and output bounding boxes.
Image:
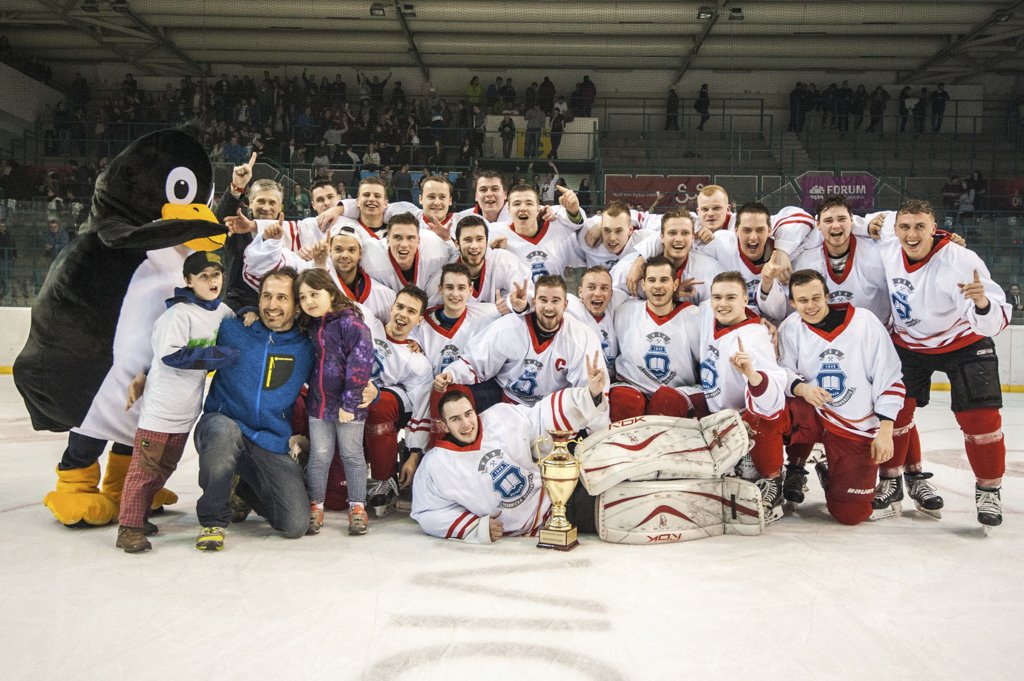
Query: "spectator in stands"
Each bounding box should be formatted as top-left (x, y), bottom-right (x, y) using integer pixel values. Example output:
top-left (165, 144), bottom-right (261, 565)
top-left (538, 76), bottom-right (556, 115)
top-left (427, 139), bottom-right (446, 172)
top-left (466, 76), bottom-right (482, 106)
top-left (821, 83), bottom-right (838, 129)
top-left (851, 84), bottom-right (868, 130)
top-left (42, 217), bottom-right (69, 268)
top-left (223, 133), bottom-right (247, 165)
top-left (471, 104), bottom-right (487, 158)
top-left (486, 77), bottom-right (503, 112)
top-left (913, 87), bottom-right (929, 133)
top-left (363, 142), bottom-right (381, 171)
top-left (931, 84), bottom-right (951, 132)
top-left (580, 75), bottom-right (597, 116)
top-left (548, 110), bottom-right (565, 159)
top-left (501, 78), bottom-right (517, 109)
top-left (525, 82), bottom-right (539, 110)
top-left (867, 85), bottom-right (890, 133)
top-left (525, 103), bottom-right (546, 158)
top-left (1007, 284), bottom-right (1023, 313)
top-left (898, 86), bottom-right (912, 132)
top-left (578, 177), bottom-right (592, 214)
top-left (666, 88), bottom-right (680, 131)
top-left (288, 184), bottom-right (311, 219)
top-left (787, 83), bottom-right (803, 133)
top-left (553, 94), bottom-right (568, 117)
top-left (0, 218), bottom-right (15, 300)
top-left (837, 81), bottom-right (853, 131)
top-left (392, 163), bottom-right (413, 202)
top-left (498, 112), bottom-right (516, 158)
top-left (966, 171), bottom-right (987, 213)
top-left (942, 174), bottom-right (964, 213)
top-left (695, 83), bottom-right (711, 131)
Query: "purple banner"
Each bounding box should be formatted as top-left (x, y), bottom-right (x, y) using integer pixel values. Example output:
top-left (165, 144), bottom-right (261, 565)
top-left (799, 173), bottom-right (877, 212)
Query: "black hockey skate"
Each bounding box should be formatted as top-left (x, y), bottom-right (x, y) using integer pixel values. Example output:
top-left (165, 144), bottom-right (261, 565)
top-left (870, 475), bottom-right (903, 521)
top-left (756, 476), bottom-right (784, 524)
top-left (975, 485), bottom-right (1002, 533)
top-left (783, 464), bottom-right (808, 504)
top-left (904, 471), bottom-right (944, 519)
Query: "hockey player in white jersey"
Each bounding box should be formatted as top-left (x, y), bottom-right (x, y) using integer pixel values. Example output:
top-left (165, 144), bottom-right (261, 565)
top-left (364, 285), bottom-right (435, 514)
top-left (613, 208), bottom-right (719, 304)
top-left (422, 215), bottom-right (530, 309)
top-left (488, 184), bottom-right (584, 282)
top-left (452, 170), bottom-right (511, 226)
top-left (611, 256), bottom-right (704, 422)
top-left (359, 213), bottom-right (455, 292)
top-left (700, 272), bottom-right (788, 520)
top-left (576, 201), bottom-right (654, 268)
top-left (325, 226), bottom-right (396, 326)
top-left (565, 266), bottom-right (626, 377)
top-left (778, 270), bottom-right (905, 525)
top-left (436, 275), bottom-right (609, 429)
top-left (412, 353), bottom-right (608, 543)
top-left (315, 175), bottom-right (391, 241)
top-left (864, 200), bottom-right (1011, 529)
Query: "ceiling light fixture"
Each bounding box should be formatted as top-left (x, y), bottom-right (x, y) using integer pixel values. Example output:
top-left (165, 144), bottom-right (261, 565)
top-left (729, 7), bottom-right (745, 21)
top-left (697, 7), bottom-right (715, 21)
top-left (370, 3), bottom-right (387, 17)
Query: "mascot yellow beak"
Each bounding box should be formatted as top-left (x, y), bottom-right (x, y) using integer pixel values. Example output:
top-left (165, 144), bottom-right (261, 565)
top-left (162, 202), bottom-right (226, 252)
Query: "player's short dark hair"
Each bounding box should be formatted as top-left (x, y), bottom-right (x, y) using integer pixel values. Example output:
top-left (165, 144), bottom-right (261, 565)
top-left (440, 262), bottom-right (472, 287)
top-left (816, 194), bottom-right (851, 219)
top-left (310, 179), bottom-right (336, 194)
top-left (508, 183), bottom-right (539, 201)
top-left (643, 255), bottom-right (675, 279)
top-left (897, 199), bottom-right (935, 219)
top-left (787, 269), bottom-right (829, 299)
top-left (420, 174), bottom-right (453, 194)
top-left (534, 274), bottom-right (567, 294)
top-left (395, 284), bottom-right (429, 316)
top-left (455, 214), bottom-right (488, 241)
top-left (735, 202), bottom-right (771, 227)
top-left (474, 169), bottom-right (506, 192)
top-left (711, 270), bottom-right (747, 291)
top-left (580, 265), bottom-right (612, 284)
top-left (438, 389), bottom-right (475, 420)
top-left (387, 211), bottom-right (419, 231)
top-left (660, 208), bottom-right (694, 234)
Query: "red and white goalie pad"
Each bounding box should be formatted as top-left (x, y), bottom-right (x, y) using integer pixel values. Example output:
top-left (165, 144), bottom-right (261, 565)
top-left (576, 410), bottom-right (751, 496)
top-left (596, 478), bottom-right (764, 544)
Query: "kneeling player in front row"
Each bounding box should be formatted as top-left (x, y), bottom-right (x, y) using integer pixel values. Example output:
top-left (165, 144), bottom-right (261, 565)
top-left (411, 353), bottom-right (608, 543)
top-left (699, 271), bottom-right (788, 521)
top-left (778, 270), bottom-right (904, 525)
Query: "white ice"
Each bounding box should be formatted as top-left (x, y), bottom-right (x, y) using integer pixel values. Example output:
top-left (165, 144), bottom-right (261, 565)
top-left (0, 375), bottom-right (1021, 681)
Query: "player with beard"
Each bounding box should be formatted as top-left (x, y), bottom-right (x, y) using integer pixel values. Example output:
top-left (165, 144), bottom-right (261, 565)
top-left (610, 256), bottom-right (703, 422)
top-left (325, 226), bottom-right (396, 326)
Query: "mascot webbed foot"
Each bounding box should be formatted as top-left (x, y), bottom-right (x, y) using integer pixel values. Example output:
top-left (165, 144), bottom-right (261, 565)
top-left (151, 487), bottom-right (178, 511)
top-left (43, 463), bottom-right (118, 526)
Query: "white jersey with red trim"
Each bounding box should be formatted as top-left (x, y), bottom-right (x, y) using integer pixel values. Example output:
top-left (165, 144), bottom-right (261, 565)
top-left (779, 304), bottom-right (904, 441)
top-left (370, 334), bottom-right (434, 450)
top-left (699, 304), bottom-right (786, 419)
top-left (330, 215), bottom-right (388, 243)
top-left (411, 388), bottom-right (608, 543)
top-left (565, 289), bottom-right (628, 376)
top-left (445, 312), bottom-right (609, 425)
top-left (454, 202), bottom-right (512, 226)
top-left (329, 268), bottom-right (396, 327)
top-left (359, 231), bottom-right (456, 292)
top-left (576, 216), bottom-right (656, 269)
top-left (614, 300), bottom-right (702, 396)
top-left (610, 250), bottom-right (719, 305)
top-left (423, 248), bottom-right (532, 308)
top-left (871, 225), bottom-right (1009, 353)
top-left (410, 303), bottom-right (502, 374)
top-left (489, 217), bottom-right (584, 282)
top-left (241, 217), bottom-right (332, 291)
top-left (791, 235), bottom-right (891, 324)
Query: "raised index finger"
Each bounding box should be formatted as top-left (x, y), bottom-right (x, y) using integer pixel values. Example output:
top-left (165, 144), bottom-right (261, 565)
top-left (737, 337), bottom-right (745, 352)
top-left (973, 269), bottom-right (981, 283)
top-left (246, 152), bottom-right (257, 169)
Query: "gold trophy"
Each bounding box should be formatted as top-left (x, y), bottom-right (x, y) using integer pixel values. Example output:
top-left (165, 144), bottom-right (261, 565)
top-left (536, 429), bottom-right (581, 551)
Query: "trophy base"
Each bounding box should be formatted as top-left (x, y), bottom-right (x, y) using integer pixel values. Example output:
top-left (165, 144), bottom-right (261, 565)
top-left (537, 526), bottom-right (579, 551)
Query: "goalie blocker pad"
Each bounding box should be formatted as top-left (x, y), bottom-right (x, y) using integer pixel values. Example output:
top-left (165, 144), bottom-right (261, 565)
top-left (596, 478), bottom-right (764, 544)
top-left (576, 410), bottom-right (751, 496)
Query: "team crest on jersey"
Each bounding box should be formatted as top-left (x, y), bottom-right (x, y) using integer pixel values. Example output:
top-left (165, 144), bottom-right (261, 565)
top-left (745, 279), bottom-right (759, 306)
top-left (509, 359), bottom-right (543, 399)
top-left (370, 339), bottom-right (389, 381)
top-left (479, 449), bottom-right (534, 507)
top-left (829, 289), bottom-right (854, 304)
top-left (816, 349), bottom-right (856, 407)
top-left (527, 250), bottom-right (549, 281)
top-left (890, 277), bottom-right (919, 326)
top-left (643, 332), bottom-right (676, 383)
top-left (438, 343), bottom-right (460, 371)
top-left (700, 345), bottom-right (720, 397)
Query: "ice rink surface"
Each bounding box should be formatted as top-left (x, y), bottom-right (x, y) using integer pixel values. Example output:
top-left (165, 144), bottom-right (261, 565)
top-left (0, 375), bottom-right (1021, 681)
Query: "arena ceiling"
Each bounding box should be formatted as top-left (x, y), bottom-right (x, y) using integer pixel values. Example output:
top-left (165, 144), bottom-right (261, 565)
top-left (2, 0), bottom-right (1024, 84)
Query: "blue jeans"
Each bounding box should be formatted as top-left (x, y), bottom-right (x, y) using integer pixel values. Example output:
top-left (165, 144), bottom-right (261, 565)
top-left (194, 412), bottom-right (308, 538)
top-left (307, 417), bottom-right (367, 506)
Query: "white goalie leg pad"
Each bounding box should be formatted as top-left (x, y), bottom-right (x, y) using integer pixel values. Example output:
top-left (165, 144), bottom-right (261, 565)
top-left (596, 478), bottom-right (764, 545)
top-left (576, 410), bottom-right (750, 496)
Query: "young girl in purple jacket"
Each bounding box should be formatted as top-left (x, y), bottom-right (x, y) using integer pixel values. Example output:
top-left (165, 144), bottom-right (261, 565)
top-left (295, 269), bottom-right (375, 535)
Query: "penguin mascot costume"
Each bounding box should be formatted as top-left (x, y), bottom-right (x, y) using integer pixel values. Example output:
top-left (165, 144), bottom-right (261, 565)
top-left (14, 128), bottom-right (227, 527)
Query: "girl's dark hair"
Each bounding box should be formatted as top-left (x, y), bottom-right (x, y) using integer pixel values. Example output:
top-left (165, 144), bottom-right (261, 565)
top-left (294, 268), bottom-right (362, 330)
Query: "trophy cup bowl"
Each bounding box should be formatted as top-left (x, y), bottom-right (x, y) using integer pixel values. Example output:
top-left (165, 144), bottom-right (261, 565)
top-left (537, 429), bottom-right (581, 551)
